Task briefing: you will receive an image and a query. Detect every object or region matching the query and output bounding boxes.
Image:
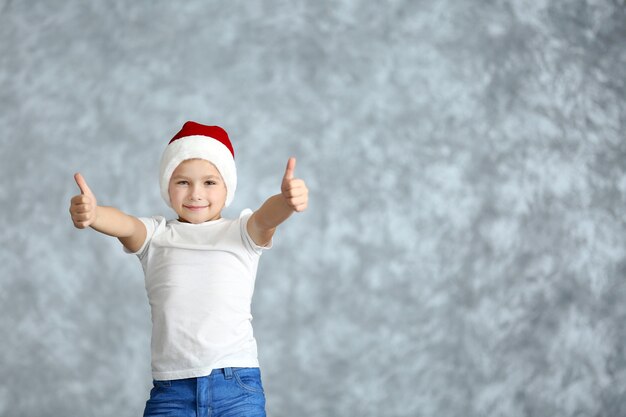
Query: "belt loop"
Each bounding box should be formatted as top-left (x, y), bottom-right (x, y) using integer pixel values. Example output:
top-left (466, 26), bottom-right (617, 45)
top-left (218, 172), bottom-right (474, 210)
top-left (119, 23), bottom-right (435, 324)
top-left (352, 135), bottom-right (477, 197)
top-left (224, 367), bottom-right (233, 380)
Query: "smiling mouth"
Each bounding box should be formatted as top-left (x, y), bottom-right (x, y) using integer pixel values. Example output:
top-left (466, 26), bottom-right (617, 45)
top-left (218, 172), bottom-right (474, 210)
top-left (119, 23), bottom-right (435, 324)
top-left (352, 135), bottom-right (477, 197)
top-left (183, 205), bottom-right (208, 211)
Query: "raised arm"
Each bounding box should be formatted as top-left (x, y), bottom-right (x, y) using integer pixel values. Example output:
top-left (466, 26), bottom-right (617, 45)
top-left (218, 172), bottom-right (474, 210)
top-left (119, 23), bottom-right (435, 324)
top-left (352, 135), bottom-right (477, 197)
top-left (247, 157), bottom-right (308, 246)
top-left (70, 173), bottom-right (147, 253)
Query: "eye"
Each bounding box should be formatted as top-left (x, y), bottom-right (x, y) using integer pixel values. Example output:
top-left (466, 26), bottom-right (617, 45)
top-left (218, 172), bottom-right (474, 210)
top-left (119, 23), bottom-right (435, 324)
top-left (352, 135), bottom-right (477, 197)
top-left (176, 180), bottom-right (189, 185)
top-left (205, 181), bottom-right (217, 186)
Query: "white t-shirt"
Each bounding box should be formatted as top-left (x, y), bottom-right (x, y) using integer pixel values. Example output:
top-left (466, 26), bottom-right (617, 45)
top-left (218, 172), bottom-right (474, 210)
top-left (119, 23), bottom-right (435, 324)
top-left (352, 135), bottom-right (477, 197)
top-left (127, 209), bottom-right (271, 381)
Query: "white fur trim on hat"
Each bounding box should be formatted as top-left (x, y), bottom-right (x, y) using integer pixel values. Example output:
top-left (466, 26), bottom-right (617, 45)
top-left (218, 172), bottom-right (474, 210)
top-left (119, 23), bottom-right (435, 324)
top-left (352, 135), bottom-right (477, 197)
top-left (159, 135), bottom-right (237, 208)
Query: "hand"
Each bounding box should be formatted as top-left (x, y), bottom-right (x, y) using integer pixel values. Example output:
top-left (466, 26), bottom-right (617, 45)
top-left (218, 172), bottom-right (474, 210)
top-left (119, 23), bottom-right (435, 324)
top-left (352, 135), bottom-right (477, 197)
top-left (281, 157), bottom-right (308, 212)
top-left (70, 173), bottom-right (98, 229)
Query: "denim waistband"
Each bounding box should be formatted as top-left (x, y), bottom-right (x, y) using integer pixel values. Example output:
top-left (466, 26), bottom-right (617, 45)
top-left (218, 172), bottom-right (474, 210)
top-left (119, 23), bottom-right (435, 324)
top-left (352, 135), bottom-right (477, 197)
top-left (210, 367), bottom-right (258, 379)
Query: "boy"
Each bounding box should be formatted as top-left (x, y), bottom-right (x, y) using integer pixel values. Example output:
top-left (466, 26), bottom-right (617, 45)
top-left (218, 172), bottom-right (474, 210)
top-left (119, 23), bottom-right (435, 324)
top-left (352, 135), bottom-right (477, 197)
top-left (69, 121), bottom-right (308, 417)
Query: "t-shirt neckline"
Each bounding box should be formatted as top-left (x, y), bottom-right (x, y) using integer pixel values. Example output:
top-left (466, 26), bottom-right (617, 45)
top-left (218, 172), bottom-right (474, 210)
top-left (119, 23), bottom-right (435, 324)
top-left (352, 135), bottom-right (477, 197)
top-left (170, 217), bottom-right (227, 226)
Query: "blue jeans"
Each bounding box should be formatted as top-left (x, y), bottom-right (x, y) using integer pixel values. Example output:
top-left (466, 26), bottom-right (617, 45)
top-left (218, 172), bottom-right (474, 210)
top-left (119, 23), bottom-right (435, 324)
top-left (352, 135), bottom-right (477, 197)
top-left (143, 367), bottom-right (266, 417)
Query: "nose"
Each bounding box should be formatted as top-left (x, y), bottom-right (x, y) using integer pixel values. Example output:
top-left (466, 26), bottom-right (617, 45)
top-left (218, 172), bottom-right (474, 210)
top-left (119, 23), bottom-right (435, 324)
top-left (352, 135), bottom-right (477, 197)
top-left (189, 184), bottom-right (203, 200)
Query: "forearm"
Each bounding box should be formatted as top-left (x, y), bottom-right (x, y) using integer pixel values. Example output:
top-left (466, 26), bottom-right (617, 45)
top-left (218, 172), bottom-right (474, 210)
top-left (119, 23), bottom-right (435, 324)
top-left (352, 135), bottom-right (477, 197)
top-left (91, 206), bottom-right (139, 238)
top-left (254, 194), bottom-right (295, 231)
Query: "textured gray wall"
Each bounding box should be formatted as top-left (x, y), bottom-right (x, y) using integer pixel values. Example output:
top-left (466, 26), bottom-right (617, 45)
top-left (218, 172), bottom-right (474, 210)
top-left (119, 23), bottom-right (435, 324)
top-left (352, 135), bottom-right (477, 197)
top-left (1, 1), bottom-right (625, 416)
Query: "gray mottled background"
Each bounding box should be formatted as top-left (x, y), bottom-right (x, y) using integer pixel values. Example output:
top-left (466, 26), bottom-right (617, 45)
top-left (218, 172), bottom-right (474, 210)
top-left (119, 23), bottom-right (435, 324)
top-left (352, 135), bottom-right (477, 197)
top-left (1, 1), bottom-right (625, 416)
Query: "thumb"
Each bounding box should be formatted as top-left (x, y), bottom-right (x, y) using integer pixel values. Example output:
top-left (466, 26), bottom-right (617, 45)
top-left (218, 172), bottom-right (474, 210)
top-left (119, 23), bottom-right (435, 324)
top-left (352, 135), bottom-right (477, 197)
top-left (283, 157), bottom-right (296, 182)
top-left (74, 173), bottom-right (94, 196)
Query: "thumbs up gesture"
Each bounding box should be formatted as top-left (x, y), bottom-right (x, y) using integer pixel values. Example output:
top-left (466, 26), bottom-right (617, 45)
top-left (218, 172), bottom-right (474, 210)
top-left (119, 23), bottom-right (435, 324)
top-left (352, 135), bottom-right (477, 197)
top-left (281, 157), bottom-right (308, 212)
top-left (70, 173), bottom-right (99, 229)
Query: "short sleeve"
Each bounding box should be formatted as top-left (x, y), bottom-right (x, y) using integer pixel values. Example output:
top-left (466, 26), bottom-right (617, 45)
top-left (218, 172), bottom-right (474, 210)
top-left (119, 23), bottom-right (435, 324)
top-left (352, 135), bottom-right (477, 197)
top-left (123, 216), bottom-right (163, 259)
top-left (239, 209), bottom-right (273, 255)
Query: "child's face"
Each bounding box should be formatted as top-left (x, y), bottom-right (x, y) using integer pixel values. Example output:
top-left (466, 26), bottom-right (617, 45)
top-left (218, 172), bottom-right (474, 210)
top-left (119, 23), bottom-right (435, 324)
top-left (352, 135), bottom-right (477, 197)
top-left (168, 158), bottom-right (227, 223)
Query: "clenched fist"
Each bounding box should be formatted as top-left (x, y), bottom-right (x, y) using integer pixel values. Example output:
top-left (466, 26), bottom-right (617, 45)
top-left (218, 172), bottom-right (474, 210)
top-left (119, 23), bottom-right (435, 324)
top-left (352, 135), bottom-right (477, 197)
top-left (70, 173), bottom-right (98, 229)
top-left (281, 157), bottom-right (308, 212)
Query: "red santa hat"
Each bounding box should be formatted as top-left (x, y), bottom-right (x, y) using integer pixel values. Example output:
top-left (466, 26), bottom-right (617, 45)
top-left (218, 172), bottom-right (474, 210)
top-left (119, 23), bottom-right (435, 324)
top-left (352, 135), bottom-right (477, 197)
top-left (159, 121), bottom-right (237, 208)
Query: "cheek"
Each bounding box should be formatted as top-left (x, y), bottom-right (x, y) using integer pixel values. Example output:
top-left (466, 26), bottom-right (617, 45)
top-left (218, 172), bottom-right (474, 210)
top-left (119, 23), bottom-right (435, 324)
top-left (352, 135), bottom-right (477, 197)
top-left (215, 187), bottom-right (227, 200)
top-left (206, 185), bottom-right (226, 198)
top-left (168, 188), bottom-right (184, 203)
